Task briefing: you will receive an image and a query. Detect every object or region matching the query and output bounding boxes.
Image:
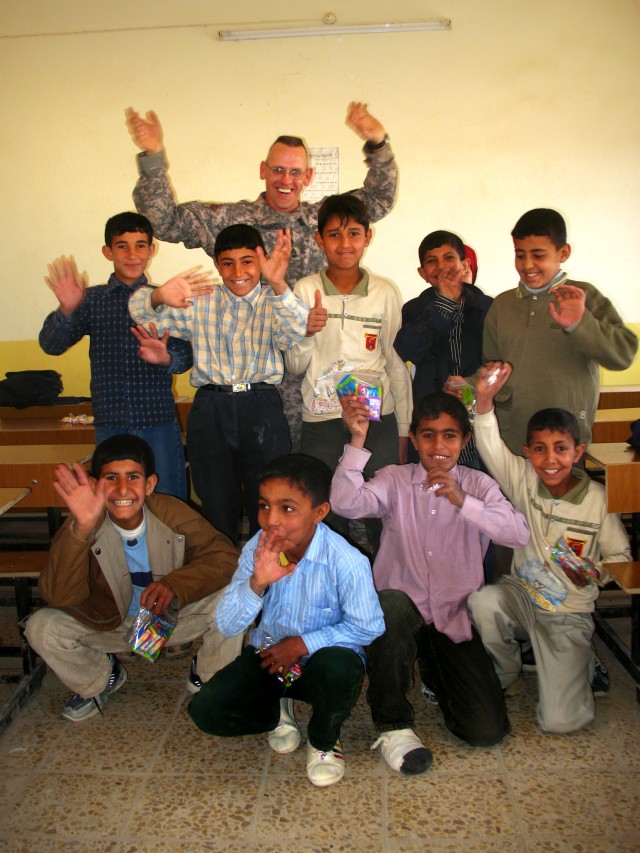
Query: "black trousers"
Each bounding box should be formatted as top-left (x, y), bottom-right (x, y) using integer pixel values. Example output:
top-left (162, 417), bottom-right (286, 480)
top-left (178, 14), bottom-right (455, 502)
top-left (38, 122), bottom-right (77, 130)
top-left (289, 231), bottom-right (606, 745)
top-left (367, 589), bottom-right (510, 746)
top-left (189, 645), bottom-right (364, 752)
top-left (186, 385), bottom-right (291, 544)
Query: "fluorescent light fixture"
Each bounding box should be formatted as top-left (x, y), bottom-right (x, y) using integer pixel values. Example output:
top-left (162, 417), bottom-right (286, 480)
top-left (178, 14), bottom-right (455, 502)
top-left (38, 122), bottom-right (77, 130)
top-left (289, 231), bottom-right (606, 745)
top-left (218, 20), bottom-right (451, 42)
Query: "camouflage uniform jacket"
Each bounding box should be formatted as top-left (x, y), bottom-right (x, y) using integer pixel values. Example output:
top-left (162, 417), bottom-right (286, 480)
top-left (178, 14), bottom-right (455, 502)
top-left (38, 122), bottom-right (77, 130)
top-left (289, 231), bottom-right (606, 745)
top-left (133, 143), bottom-right (398, 285)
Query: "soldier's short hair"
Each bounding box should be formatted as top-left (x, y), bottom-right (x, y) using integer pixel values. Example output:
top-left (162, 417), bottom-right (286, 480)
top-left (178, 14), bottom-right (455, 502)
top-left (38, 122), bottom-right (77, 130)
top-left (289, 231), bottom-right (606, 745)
top-left (214, 224), bottom-right (266, 259)
top-left (268, 135), bottom-right (310, 163)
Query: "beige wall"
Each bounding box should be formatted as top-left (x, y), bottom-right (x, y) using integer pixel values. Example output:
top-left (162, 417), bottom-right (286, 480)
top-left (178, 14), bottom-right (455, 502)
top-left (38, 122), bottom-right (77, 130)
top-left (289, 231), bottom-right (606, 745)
top-left (1, 0), bottom-right (639, 395)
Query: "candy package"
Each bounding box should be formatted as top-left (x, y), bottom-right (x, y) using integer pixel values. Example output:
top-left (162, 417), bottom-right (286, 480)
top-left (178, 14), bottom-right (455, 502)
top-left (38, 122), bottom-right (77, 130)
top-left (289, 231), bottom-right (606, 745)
top-left (550, 535), bottom-right (599, 584)
top-left (257, 633), bottom-right (303, 686)
top-left (335, 370), bottom-right (383, 421)
top-left (128, 606), bottom-right (177, 662)
top-left (310, 359), bottom-right (362, 417)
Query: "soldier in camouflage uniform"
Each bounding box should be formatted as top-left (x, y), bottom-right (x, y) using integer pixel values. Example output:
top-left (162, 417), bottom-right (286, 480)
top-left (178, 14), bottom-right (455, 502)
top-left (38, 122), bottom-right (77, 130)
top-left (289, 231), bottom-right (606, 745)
top-left (125, 102), bottom-right (398, 450)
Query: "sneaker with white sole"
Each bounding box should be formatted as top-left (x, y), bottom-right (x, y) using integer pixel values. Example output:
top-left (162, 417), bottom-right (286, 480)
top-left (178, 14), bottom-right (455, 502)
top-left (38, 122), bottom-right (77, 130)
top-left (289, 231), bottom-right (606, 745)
top-left (371, 728), bottom-right (433, 775)
top-left (61, 653), bottom-right (127, 722)
top-left (268, 697), bottom-right (301, 754)
top-left (186, 656), bottom-right (203, 695)
top-left (306, 740), bottom-right (345, 787)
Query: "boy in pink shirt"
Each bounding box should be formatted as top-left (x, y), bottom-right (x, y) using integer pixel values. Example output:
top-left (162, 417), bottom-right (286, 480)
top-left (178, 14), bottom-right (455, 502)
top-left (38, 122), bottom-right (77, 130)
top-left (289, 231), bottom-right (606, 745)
top-left (332, 391), bottom-right (530, 774)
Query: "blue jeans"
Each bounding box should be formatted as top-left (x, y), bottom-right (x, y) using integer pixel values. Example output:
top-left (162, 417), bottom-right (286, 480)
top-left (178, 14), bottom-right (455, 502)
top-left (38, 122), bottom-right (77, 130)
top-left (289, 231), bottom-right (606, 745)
top-left (94, 419), bottom-right (187, 500)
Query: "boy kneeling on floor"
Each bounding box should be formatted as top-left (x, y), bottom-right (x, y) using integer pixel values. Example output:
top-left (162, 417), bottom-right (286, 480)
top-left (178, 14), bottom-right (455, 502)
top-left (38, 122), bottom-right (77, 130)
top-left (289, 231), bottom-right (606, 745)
top-left (188, 453), bottom-right (385, 788)
top-left (25, 435), bottom-right (240, 722)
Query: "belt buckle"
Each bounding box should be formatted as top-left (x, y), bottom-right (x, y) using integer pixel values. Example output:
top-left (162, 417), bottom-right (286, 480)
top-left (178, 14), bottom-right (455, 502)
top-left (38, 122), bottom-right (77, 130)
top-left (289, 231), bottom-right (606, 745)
top-left (232, 383), bottom-right (249, 393)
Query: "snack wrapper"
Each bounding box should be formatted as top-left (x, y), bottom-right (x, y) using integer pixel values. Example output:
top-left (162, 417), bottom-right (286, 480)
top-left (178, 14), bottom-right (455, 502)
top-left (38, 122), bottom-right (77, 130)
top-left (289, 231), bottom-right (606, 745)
top-left (128, 606), bottom-right (177, 662)
top-left (550, 535), bottom-right (599, 584)
top-left (335, 370), bottom-right (383, 421)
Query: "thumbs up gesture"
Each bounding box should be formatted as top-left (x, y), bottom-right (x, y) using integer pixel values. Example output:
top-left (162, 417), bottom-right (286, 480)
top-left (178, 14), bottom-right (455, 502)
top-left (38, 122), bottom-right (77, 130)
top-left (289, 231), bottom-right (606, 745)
top-left (305, 289), bottom-right (328, 337)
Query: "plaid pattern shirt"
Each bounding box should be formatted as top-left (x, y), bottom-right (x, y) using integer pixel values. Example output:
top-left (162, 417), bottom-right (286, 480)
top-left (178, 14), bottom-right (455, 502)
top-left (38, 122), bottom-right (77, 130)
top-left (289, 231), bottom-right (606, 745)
top-left (129, 283), bottom-right (309, 387)
top-left (39, 275), bottom-right (193, 428)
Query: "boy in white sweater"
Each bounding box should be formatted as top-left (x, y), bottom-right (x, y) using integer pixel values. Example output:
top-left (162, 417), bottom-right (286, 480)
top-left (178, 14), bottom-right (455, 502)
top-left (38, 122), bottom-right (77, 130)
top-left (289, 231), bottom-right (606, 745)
top-left (284, 194), bottom-right (411, 551)
top-left (469, 362), bottom-right (631, 733)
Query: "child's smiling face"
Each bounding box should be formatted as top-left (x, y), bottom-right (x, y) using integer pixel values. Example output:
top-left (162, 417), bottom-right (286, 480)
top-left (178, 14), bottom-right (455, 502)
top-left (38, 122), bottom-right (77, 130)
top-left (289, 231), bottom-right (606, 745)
top-left (97, 459), bottom-right (157, 530)
top-left (523, 428), bottom-right (585, 496)
top-left (410, 412), bottom-right (470, 472)
top-left (513, 235), bottom-right (570, 290)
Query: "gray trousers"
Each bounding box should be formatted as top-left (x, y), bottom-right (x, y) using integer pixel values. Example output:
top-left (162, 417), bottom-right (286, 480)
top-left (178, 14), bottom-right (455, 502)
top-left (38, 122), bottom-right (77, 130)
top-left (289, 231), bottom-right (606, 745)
top-left (25, 588), bottom-right (242, 698)
top-left (468, 576), bottom-right (595, 733)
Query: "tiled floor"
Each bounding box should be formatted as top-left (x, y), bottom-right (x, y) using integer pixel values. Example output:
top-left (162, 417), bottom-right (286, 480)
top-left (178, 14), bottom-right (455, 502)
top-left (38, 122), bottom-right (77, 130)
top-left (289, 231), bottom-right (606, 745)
top-left (0, 634), bottom-right (638, 853)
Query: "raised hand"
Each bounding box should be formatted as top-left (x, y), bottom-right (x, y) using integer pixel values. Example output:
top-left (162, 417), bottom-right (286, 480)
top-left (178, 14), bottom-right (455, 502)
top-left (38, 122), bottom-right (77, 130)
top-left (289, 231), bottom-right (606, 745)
top-left (549, 284), bottom-right (586, 329)
top-left (257, 228), bottom-right (291, 294)
top-left (52, 462), bottom-right (106, 538)
top-left (434, 263), bottom-right (466, 302)
top-left (475, 361), bottom-right (511, 414)
top-left (345, 101), bottom-right (386, 144)
top-left (150, 267), bottom-right (216, 309)
top-left (250, 528), bottom-right (297, 595)
top-left (125, 107), bottom-right (164, 154)
top-left (340, 394), bottom-right (370, 448)
top-left (130, 323), bottom-right (171, 366)
top-left (44, 256), bottom-right (88, 317)
top-left (306, 289), bottom-right (328, 336)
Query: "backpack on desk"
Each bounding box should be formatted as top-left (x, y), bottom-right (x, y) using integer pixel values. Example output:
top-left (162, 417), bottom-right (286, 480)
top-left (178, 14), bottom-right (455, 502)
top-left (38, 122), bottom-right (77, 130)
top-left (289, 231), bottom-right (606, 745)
top-left (627, 418), bottom-right (640, 449)
top-left (0, 370), bottom-right (63, 408)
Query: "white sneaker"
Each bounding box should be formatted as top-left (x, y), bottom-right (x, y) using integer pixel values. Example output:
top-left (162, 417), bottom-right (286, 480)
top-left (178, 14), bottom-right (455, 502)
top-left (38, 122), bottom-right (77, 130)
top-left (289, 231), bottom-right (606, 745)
top-left (267, 698), bottom-right (301, 754)
top-left (371, 728), bottom-right (433, 775)
top-left (306, 740), bottom-right (345, 787)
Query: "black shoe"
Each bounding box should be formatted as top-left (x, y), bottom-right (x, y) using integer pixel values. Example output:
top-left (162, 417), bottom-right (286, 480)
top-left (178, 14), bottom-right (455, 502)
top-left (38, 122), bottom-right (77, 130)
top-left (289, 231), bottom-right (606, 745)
top-left (61, 653), bottom-right (127, 722)
top-left (592, 656), bottom-right (611, 696)
top-left (186, 656), bottom-right (203, 695)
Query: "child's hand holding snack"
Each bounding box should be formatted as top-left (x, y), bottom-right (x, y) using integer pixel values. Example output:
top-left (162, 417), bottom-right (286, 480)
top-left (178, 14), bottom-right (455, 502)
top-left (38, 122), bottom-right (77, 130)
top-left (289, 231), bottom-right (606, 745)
top-left (340, 394), bottom-right (371, 448)
top-left (425, 467), bottom-right (466, 509)
top-left (475, 361), bottom-right (511, 414)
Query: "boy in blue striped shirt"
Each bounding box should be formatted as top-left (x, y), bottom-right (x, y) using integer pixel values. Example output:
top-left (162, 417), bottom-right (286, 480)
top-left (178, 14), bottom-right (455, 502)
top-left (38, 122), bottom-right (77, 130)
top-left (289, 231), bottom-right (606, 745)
top-left (188, 454), bottom-right (385, 788)
top-left (129, 224), bottom-right (309, 545)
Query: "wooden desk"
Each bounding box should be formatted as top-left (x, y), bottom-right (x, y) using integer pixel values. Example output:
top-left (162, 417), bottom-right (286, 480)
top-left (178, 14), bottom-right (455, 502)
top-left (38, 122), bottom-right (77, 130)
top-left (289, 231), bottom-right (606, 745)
top-left (592, 408), bottom-right (639, 443)
top-left (594, 562), bottom-right (640, 703)
top-left (0, 486), bottom-right (32, 515)
top-left (0, 417), bottom-right (94, 446)
top-left (585, 442), bottom-right (640, 514)
top-left (0, 444), bottom-right (93, 509)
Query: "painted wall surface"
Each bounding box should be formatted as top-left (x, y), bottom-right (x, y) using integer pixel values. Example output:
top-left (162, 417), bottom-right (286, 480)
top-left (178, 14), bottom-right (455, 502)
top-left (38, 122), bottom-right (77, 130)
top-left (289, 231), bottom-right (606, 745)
top-left (1, 0), bottom-right (638, 396)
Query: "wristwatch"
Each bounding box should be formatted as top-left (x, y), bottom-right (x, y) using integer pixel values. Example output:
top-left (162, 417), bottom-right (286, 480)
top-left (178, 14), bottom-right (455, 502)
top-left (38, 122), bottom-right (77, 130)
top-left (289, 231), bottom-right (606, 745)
top-left (365, 135), bottom-right (390, 152)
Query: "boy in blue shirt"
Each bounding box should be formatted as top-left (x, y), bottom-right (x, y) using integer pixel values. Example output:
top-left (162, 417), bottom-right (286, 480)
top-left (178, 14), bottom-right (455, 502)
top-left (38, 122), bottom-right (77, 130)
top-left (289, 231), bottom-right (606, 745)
top-left (188, 454), bottom-right (385, 788)
top-left (39, 212), bottom-right (194, 499)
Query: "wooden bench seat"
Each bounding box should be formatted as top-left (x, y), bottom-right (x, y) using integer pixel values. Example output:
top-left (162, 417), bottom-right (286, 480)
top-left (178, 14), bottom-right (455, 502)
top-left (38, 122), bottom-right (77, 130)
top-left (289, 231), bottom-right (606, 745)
top-left (0, 550), bottom-right (48, 676)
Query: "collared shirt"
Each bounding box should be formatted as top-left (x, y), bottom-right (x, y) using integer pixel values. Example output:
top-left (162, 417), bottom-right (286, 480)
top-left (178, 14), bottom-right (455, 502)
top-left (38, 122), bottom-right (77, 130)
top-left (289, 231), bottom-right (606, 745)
top-left (129, 283), bottom-right (309, 387)
top-left (331, 444), bottom-right (530, 643)
top-left (39, 274), bottom-right (193, 427)
top-left (215, 522), bottom-right (385, 663)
